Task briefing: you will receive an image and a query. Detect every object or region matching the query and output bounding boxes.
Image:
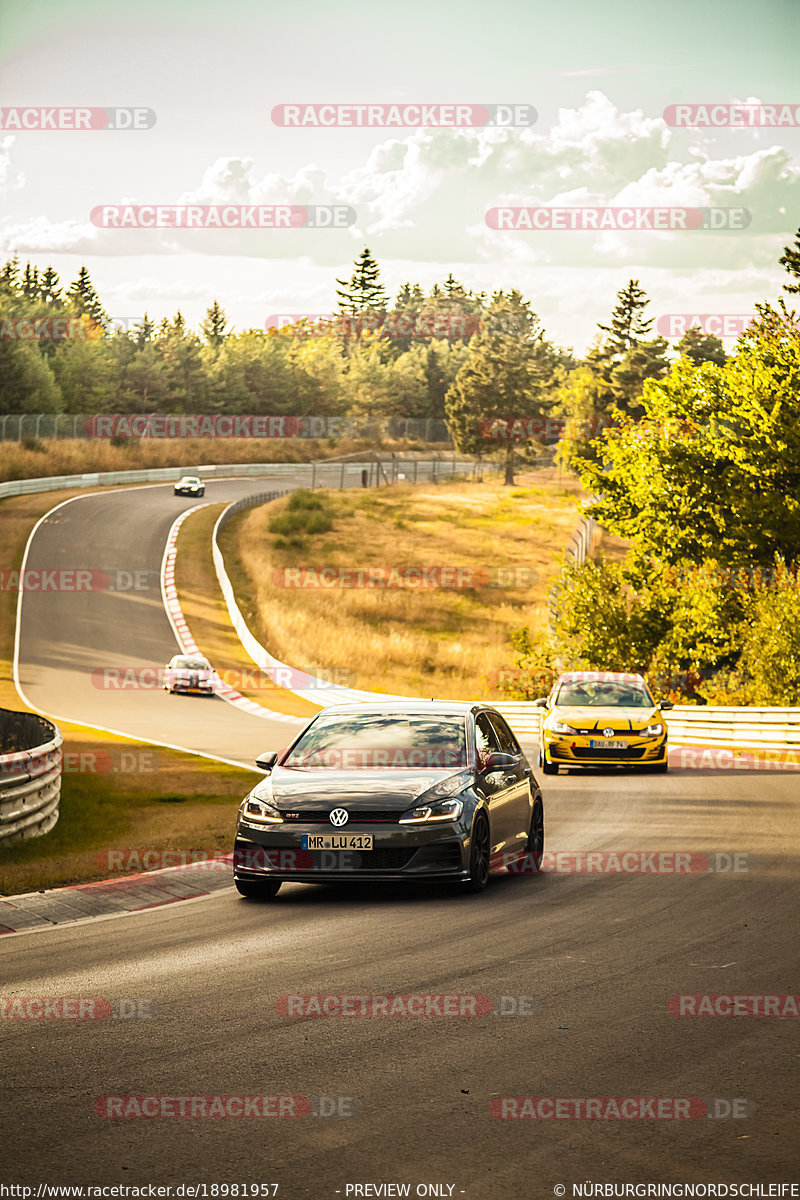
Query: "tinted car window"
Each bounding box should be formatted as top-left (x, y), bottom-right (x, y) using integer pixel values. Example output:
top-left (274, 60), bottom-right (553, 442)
top-left (487, 713), bottom-right (521, 756)
top-left (282, 711), bottom-right (467, 768)
top-left (556, 682), bottom-right (653, 707)
top-left (475, 712), bottom-right (501, 760)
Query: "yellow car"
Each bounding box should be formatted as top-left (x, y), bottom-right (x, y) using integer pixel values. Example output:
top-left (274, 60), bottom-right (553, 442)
top-left (534, 671), bottom-right (672, 775)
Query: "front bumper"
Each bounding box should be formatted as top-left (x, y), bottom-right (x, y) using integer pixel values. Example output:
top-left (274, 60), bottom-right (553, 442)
top-left (542, 732), bottom-right (668, 768)
top-left (234, 820), bottom-right (470, 883)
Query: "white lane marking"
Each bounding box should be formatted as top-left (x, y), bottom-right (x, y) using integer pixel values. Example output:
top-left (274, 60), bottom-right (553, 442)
top-left (12, 486), bottom-right (294, 769)
top-left (160, 507), bottom-right (302, 724)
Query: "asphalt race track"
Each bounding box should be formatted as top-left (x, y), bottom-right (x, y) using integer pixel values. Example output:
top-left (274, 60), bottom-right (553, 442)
top-left (14, 476), bottom-right (310, 766)
top-left (4, 479), bottom-right (800, 1190)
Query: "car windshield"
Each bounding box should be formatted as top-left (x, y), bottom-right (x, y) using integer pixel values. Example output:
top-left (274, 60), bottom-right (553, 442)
top-left (282, 711), bottom-right (468, 769)
top-left (182, 478), bottom-right (200, 484)
top-left (172, 657), bottom-right (210, 671)
top-left (556, 681), bottom-right (653, 707)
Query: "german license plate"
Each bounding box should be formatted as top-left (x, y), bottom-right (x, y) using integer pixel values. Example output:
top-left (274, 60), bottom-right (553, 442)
top-left (301, 834), bottom-right (374, 851)
top-left (590, 739), bottom-right (627, 749)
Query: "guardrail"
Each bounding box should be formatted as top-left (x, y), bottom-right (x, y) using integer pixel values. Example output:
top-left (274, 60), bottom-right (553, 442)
top-left (0, 708), bottom-right (63, 843)
top-left (492, 702), bottom-right (800, 754)
top-left (0, 454), bottom-right (489, 502)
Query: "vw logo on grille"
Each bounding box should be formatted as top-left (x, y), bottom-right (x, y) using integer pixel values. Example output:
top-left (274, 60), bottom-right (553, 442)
top-left (602, 727), bottom-right (615, 738)
top-left (329, 808), bottom-right (349, 827)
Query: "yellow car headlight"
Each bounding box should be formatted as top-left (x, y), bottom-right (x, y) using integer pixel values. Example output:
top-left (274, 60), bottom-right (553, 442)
top-left (548, 718), bottom-right (579, 735)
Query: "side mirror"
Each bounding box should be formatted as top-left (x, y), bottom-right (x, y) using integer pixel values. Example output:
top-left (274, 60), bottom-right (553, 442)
top-left (532, 697), bottom-right (549, 708)
top-left (482, 751), bottom-right (518, 771)
top-left (659, 701), bottom-right (674, 711)
top-left (255, 751), bottom-right (278, 771)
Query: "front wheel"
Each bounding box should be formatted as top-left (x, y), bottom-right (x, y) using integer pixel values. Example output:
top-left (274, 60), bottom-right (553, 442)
top-left (540, 749), bottom-right (558, 775)
top-left (526, 795), bottom-right (544, 871)
top-left (234, 877), bottom-right (281, 900)
top-left (462, 813), bottom-right (490, 894)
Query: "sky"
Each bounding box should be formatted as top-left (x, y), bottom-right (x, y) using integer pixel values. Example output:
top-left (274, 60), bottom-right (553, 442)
top-left (1, 0), bottom-right (798, 353)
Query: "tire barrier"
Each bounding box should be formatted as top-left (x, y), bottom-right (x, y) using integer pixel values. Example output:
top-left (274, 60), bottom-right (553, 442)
top-left (0, 708), bottom-right (63, 843)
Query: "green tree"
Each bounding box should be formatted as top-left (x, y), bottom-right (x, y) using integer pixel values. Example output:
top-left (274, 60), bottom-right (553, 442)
top-left (597, 279), bottom-right (654, 355)
top-left (445, 290), bottom-right (558, 484)
top-left (778, 225), bottom-right (800, 294)
top-left (576, 300), bottom-right (800, 566)
top-left (66, 267), bottom-right (109, 330)
top-left (21, 263), bottom-right (40, 300)
top-left (0, 256), bottom-right (21, 296)
top-left (38, 266), bottom-right (62, 303)
top-left (0, 339), bottom-right (62, 413)
top-left (202, 300), bottom-right (229, 350)
top-left (677, 326), bottom-right (726, 367)
top-left (335, 247), bottom-right (388, 316)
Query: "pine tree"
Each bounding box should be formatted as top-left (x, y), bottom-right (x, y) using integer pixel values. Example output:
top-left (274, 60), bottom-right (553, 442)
top-left (597, 280), bottom-right (654, 356)
top-left (202, 300), bottom-right (229, 349)
top-left (445, 290), bottom-right (558, 484)
top-left (134, 313), bottom-right (155, 348)
top-left (0, 256), bottom-right (21, 295)
top-left (335, 248), bottom-right (388, 316)
top-left (778, 226), bottom-right (800, 294)
top-left (66, 267), bottom-right (109, 329)
top-left (21, 263), bottom-right (40, 299)
top-left (38, 266), bottom-right (62, 303)
top-left (677, 327), bottom-right (726, 367)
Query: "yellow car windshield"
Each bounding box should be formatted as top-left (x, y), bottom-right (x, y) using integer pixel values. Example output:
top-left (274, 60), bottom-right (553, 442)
top-left (556, 683), bottom-right (653, 707)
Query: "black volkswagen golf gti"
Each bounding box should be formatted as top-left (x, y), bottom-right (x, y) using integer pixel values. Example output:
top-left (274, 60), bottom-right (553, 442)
top-left (233, 701), bottom-right (544, 898)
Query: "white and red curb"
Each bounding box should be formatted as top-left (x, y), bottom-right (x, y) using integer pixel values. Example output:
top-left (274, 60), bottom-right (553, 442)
top-left (160, 506), bottom-right (302, 725)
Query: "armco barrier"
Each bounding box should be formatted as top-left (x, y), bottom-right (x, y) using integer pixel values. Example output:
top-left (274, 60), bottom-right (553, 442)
top-left (492, 703), bottom-right (800, 753)
top-left (0, 708), bottom-right (63, 843)
top-left (0, 454), bottom-right (486, 502)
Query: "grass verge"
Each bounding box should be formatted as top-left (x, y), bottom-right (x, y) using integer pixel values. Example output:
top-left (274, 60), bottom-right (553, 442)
top-left (173, 504), bottom-right (320, 719)
top-left (220, 468), bottom-right (585, 700)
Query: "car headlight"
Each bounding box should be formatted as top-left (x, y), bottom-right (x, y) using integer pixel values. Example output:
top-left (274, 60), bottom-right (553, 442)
top-left (399, 770), bottom-right (472, 824)
top-left (239, 786), bottom-right (283, 825)
top-left (548, 718), bottom-right (578, 735)
top-left (643, 723), bottom-right (663, 738)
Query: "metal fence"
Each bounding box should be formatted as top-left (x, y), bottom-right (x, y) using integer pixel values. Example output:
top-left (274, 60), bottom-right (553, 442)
top-left (0, 413), bottom-right (454, 443)
top-left (0, 708), bottom-right (63, 843)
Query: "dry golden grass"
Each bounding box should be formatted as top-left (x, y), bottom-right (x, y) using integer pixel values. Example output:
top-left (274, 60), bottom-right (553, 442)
top-left (0, 436), bottom-right (447, 483)
top-left (173, 504), bottom-right (320, 719)
top-left (224, 469), bottom-right (585, 700)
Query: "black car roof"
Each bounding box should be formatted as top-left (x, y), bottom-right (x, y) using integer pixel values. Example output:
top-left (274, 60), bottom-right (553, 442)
top-left (310, 701), bottom-right (493, 717)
